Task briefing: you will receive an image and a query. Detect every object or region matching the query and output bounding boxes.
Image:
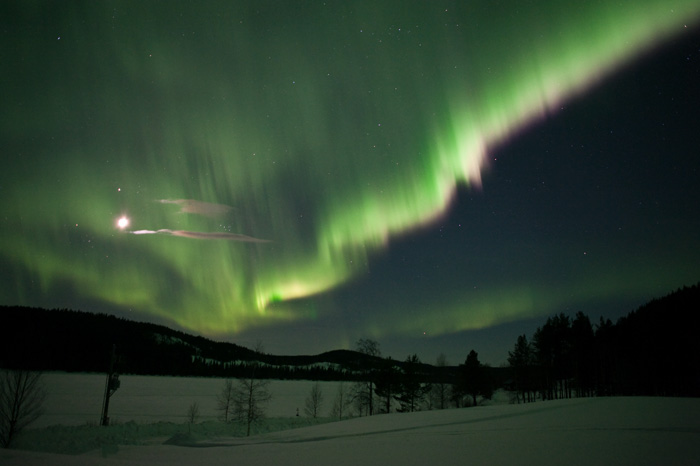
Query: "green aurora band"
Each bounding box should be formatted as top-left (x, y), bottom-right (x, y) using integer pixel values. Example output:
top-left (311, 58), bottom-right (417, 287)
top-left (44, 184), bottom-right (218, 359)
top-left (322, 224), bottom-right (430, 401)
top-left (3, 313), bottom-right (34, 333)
top-left (2, 1), bottom-right (699, 340)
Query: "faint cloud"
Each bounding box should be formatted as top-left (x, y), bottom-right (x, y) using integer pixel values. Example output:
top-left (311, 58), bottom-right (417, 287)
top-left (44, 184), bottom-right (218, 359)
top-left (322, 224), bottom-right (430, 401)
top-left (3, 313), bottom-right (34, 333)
top-left (129, 229), bottom-right (270, 243)
top-left (158, 199), bottom-right (233, 218)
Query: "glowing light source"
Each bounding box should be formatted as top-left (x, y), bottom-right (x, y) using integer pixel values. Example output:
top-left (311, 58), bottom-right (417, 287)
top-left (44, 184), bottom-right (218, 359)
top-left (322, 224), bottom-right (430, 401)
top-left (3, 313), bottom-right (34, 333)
top-left (117, 216), bottom-right (129, 229)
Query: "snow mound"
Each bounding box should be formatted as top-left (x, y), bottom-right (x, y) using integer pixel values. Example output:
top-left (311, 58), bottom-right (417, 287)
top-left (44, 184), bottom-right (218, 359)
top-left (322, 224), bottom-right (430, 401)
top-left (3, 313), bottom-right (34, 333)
top-left (163, 433), bottom-right (198, 447)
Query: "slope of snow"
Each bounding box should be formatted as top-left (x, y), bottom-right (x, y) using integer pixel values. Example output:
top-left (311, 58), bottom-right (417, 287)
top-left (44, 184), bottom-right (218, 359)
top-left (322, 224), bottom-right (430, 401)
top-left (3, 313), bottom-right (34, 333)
top-left (2, 397), bottom-right (698, 465)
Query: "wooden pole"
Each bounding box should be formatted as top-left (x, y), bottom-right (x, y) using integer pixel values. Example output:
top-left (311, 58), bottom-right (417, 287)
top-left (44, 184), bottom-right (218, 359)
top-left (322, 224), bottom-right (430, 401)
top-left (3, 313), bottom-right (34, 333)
top-left (101, 344), bottom-right (116, 426)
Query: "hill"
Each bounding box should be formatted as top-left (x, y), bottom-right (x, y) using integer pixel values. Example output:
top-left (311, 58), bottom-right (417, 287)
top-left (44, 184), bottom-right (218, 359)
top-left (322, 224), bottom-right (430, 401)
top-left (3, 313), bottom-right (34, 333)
top-left (0, 306), bottom-right (457, 381)
top-left (2, 283), bottom-right (698, 388)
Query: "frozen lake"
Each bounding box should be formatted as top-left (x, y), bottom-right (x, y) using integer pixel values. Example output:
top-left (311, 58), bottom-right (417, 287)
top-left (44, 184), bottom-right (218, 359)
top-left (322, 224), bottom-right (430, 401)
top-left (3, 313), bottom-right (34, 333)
top-left (38, 372), bottom-right (345, 427)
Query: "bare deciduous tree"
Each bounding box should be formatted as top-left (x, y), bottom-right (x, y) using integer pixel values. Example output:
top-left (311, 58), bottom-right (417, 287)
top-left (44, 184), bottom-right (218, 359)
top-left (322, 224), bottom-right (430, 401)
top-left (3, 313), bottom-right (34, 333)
top-left (352, 339), bottom-right (381, 416)
top-left (0, 369), bottom-right (46, 448)
top-left (232, 342), bottom-right (272, 436)
top-left (330, 382), bottom-right (351, 420)
top-left (233, 369), bottom-right (272, 436)
top-left (304, 382), bottom-right (324, 418)
top-left (216, 379), bottom-right (235, 422)
top-left (395, 354), bottom-right (428, 413)
top-left (430, 353), bottom-right (451, 410)
top-left (186, 401), bottom-right (199, 434)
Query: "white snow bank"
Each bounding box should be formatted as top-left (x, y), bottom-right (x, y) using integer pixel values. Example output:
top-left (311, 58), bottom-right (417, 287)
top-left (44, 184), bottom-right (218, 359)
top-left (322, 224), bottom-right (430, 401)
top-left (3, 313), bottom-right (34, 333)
top-left (2, 397), bottom-right (699, 465)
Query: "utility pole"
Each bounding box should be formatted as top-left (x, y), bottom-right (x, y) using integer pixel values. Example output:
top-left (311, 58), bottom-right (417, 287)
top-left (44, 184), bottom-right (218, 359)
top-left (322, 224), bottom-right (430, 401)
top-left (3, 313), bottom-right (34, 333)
top-left (101, 344), bottom-right (121, 426)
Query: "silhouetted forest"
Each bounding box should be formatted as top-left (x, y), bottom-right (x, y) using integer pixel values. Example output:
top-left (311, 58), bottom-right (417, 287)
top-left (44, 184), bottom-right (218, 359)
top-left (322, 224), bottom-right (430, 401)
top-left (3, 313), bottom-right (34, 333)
top-left (507, 284), bottom-right (700, 400)
top-left (0, 306), bottom-right (457, 382)
top-left (1, 283), bottom-right (698, 399)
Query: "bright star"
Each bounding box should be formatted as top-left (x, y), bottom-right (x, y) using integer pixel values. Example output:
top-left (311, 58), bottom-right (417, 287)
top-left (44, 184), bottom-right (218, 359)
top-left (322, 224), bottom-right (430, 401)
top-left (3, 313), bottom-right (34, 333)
top-left (117, 216), bottom-right (129, 229)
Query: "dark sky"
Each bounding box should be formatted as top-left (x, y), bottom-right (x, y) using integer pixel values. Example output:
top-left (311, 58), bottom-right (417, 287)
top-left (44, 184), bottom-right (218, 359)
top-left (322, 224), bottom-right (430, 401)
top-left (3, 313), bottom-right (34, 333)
top-left (1, 1), bottom-right (699, 366)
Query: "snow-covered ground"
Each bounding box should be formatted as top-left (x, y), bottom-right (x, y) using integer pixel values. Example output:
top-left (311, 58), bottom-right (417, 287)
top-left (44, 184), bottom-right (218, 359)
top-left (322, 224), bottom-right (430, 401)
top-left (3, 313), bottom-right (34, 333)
top-left (3, 391), bottom-right (698, 465)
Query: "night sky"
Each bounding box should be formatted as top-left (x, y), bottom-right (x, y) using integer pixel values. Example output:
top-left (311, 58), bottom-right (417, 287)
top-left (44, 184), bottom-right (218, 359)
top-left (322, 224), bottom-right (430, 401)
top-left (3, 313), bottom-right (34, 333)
top-left (2, 1), bottom-right (699, 366)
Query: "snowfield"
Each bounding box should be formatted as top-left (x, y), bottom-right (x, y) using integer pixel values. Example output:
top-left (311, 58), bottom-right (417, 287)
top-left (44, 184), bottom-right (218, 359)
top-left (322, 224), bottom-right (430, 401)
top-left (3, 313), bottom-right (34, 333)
top-left (2, 395), bottom-right (699, 465)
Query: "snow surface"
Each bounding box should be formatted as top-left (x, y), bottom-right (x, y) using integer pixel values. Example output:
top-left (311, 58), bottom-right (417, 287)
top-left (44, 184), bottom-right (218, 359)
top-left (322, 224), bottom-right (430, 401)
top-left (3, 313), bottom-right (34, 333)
top-left (3, 395), bottom-right (699, 465)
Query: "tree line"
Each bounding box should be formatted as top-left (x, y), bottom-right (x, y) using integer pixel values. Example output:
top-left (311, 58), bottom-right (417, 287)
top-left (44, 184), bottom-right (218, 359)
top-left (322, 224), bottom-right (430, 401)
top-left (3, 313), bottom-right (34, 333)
top-left (2, 282), bottom-right (696, 447)
top-left (343, 339), bottom-right (499, 416)
top-left (507, 284), bottom-right (700, 402)
top-left (0, 306), bottom-right (509, 386)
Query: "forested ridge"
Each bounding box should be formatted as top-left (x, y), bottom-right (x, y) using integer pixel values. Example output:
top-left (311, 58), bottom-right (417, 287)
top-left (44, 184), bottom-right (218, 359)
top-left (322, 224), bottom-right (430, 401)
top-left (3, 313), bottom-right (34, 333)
top-left (1, 283), bottom-right (698, 398)
top-left (508, 283), bottom-right (700, 400)
top-left (0, 306), bottom-right (454, 381)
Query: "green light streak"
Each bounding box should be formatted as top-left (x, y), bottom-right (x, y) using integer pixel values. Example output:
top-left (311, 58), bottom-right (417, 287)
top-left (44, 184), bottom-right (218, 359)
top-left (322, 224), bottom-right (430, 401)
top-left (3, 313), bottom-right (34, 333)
top-left (1, 1), bottom-right (698, 338)
top-left (391, 252), bottom-right (697, 338)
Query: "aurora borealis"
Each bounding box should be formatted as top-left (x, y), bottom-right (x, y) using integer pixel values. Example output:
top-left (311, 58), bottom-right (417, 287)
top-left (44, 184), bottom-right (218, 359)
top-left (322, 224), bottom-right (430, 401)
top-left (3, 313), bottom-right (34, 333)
top-left (2, 1), bottom-right (699, 364)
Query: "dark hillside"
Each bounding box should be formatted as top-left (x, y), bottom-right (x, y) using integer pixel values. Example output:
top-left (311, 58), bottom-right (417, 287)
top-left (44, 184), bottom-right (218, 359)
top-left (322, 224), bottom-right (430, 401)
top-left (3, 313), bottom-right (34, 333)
top-left (0, 306), bottom-right (470, 381)
top-left (605, 284), bottom-right (700, 396)
top-left (507, 283), bottom-right (700, 401)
